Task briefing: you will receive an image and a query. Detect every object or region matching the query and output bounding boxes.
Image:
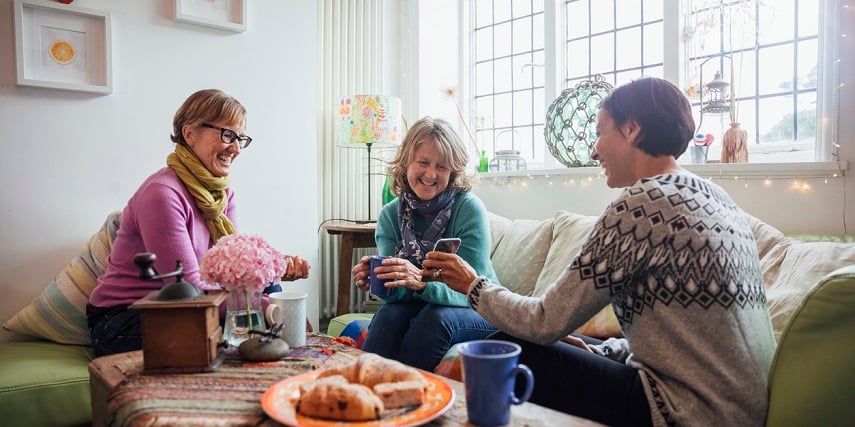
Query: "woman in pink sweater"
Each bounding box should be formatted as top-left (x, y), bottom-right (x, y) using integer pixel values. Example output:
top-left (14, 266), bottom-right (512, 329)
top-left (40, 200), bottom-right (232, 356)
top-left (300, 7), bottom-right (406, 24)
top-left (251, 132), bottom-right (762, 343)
top-left (87, 89), bottom-right (310, 357)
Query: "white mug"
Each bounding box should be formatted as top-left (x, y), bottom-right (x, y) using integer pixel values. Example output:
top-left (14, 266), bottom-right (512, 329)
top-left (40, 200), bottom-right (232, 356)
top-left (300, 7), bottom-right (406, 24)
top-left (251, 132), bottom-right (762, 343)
top-left (264, 291), bottom-right (308, 347)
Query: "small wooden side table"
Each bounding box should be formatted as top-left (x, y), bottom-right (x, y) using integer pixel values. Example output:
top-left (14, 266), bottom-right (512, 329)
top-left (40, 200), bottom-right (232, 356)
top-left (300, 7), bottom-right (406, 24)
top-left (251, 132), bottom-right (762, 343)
top-left (322, 220), bottom-right (377, 316)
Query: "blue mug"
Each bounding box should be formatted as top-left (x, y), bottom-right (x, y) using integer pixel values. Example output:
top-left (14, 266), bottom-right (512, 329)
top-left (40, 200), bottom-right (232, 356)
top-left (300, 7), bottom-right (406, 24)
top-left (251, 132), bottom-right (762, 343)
top-left (458, 340), bottom-right (534, 426)
top-left (368, 255), bottom-right (391, 297)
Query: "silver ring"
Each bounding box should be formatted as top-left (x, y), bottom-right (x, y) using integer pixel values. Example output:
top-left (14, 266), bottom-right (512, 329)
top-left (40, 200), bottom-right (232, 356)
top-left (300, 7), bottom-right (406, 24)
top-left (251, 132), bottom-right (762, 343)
top-left (433, 268), bottom-right (442, 279)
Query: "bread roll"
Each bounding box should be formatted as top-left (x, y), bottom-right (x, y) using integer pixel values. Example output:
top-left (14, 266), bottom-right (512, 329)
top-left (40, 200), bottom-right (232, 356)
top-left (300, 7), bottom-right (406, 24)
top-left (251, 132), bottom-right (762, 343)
top-left (296, 376), bottom-right (383, 421)
top-left (297, 354), bottom-right (428, 420)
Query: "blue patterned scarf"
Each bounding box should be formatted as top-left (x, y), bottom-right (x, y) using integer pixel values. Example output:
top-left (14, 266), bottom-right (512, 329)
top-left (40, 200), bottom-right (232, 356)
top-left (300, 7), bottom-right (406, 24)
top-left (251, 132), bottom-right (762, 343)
top-left (396, 189), bottom-right (459, 267)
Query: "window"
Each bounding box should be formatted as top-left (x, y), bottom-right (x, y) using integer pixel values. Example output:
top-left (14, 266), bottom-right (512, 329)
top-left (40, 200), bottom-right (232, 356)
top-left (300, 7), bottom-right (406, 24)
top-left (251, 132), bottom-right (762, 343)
top-left (467, 0), bottom-right (836, 168)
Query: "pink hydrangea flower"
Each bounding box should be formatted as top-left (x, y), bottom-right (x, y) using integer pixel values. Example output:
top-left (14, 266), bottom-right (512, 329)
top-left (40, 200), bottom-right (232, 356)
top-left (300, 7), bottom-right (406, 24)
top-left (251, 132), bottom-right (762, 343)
top-left (200, 234), bottom-right (287, 292)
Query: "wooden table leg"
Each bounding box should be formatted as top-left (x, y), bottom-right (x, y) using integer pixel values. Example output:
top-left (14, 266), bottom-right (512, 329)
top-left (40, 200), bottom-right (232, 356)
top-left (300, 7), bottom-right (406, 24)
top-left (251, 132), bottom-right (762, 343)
top-left (336, 233), bottom-right (356, 316)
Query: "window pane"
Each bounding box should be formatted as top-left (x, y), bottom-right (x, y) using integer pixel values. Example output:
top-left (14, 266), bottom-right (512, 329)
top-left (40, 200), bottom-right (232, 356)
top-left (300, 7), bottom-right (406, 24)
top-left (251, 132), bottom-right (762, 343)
top-left (591, 0), bottom-right (615, 33)
top-left (532, 50), bottom-right (545, 87)
top-left (797, 39), bottom-right (818, 90)
top-left (797, 92), bottom-right (817, 141)
top-left (567, 38), bottom-right (590, 78)
top-left (731, 50), bottom-right (757, 100)
top-left (758, 0), bottom-right (795, 45)
top-left (798, 0), bottom-right (819, 36)
top-left (566, 0), bottom-right (590, 39)
top-left (616, 27), bottom-right (642, 70)
top-left (644, 0), bottom-right (663, 21)
top-left (513, 90), bottom-right (534, 125)
top-left (475, 61), bottom-right (494, 96)
top-left (494, 57), bottom-right (513, 93)
top-left (736, 99), bottom-right (757, 145)
top-left (475, 26), bottom-right (493, 61)
top-left (590, 33), bottom-right (615, 74)
top-left (532, 0), bottom-right (544, 14)
top-left (643, 22), bottom-right (663, 65)
top-left (474, 97), bottom-right (494, 130)
top-left (533, 12), bottom-right (545, 51)
top-left (513, 53), bottom-right (533, 91)
top-left (533, 87), bottom-right (545, 125)
top-left (513, 16), bottom-right (533, 54)
top-left (616, 0), bottom-right (641, 29)
top-left (758, 44), bottom-right (795, 95)
top-left (759, 95), bottom-right (794, 142)
top-left (495, 22), bottom-right (512, 58)
top-left (494, 92), bottom-right (513, 128)
top-left (494, 0), bottom-right (512, 23)
top-left (512, 0), bottom-right (531, 18)
top-left (475, 0), bottom-right (493, 28)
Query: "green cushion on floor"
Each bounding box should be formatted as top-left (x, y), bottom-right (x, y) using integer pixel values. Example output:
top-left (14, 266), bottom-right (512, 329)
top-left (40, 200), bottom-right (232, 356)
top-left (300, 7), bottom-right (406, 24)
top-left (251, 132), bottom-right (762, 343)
top-left (326, 313), bottom-right (374, 337)
top-left (0, 340), bottom-right (94, 427)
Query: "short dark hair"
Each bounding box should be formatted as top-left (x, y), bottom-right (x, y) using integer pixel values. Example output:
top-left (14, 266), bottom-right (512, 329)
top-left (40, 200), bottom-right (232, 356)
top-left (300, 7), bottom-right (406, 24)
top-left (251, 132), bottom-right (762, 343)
top-left (600, 77), bottom-right (695, 158)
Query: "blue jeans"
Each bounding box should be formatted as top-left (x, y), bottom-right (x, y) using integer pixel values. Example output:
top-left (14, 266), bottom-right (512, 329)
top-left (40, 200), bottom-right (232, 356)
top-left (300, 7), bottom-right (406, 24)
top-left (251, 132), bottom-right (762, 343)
top-left (361, 300), bottom-right (497, 371)
top-left (87, 304), bottom-right (142, 357)
top-left (489, 331), bottom-right (652, 427)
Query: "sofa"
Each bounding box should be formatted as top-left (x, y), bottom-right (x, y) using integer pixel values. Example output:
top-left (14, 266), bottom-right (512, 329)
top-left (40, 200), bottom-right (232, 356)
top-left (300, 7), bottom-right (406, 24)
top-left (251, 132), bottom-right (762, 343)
top-left (331, 210), bottom-right (855, 427)
top-left (3, 209), bottom-right (854, 426)
top-left (0, 211), bottom-right (119, 427)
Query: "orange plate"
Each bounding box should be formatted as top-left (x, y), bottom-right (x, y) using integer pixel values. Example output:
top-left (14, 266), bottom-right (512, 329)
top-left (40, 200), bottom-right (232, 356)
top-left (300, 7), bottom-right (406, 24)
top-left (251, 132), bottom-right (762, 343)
top-left (262, 369), bottom-right (455, 427)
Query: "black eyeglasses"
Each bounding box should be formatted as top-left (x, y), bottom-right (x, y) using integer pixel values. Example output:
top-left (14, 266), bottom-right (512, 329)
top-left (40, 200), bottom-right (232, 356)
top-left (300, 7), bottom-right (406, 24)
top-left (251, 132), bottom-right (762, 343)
top-left (197, 123), bottom-right (252, 149)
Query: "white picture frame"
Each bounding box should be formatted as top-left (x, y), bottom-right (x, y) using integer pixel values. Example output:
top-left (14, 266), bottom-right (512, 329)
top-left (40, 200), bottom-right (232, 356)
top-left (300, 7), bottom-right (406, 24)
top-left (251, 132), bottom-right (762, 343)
top-left (175, 0), bottom-right (246, 33)
top-left (13, 0), bottom-right (112, 95)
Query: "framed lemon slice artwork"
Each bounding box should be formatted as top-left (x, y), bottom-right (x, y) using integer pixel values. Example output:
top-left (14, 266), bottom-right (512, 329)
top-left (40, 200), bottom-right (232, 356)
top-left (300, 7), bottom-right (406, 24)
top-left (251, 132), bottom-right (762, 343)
top-left (49, 40), bottom-right (76, 65)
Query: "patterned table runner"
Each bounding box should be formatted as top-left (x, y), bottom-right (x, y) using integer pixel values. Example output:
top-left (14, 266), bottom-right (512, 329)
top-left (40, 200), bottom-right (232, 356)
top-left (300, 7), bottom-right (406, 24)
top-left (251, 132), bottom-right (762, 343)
top-left (105, 334), bottom-right (360, 426)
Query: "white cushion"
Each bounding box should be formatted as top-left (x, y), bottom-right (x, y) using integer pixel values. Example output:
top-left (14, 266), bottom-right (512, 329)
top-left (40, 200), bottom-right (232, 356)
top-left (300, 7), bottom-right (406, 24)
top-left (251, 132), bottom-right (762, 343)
top-left (489, 216), bottom-right (553, 296)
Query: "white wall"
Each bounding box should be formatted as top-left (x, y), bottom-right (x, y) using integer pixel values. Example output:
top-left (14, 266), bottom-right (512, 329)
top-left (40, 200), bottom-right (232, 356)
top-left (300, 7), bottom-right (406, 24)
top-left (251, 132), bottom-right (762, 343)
top-left (0, 0), bottom-right (320, 343)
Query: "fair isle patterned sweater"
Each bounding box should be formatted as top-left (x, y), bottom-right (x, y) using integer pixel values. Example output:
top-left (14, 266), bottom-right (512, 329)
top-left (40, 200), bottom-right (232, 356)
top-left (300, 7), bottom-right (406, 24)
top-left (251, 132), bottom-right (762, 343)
top-left (468, 172), bottom-right (776, 427)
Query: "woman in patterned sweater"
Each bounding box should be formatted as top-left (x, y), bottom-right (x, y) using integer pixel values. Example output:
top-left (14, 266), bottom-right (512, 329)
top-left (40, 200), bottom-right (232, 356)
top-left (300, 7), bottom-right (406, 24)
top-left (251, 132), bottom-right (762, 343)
top-left (424, 77), bottom-right (776, 427)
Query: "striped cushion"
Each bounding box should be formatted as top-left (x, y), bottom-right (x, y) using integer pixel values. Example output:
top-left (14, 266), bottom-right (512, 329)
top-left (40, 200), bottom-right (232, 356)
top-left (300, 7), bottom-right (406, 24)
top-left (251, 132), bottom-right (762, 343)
top-left (2, 211), bottom-right (121, 345)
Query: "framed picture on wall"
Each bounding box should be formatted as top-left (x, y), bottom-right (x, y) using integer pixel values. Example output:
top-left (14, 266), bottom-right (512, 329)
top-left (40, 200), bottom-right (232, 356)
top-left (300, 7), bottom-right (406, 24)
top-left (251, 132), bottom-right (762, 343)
top-left (13, 0), bottom-right (112, 95)
top-left (175, 0), bottom-right (246, 33)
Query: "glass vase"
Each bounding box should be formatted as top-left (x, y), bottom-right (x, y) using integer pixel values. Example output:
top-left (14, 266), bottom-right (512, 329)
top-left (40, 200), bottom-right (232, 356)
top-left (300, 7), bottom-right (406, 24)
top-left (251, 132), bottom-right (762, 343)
top-left (223, 288), bottom-right (266, 347)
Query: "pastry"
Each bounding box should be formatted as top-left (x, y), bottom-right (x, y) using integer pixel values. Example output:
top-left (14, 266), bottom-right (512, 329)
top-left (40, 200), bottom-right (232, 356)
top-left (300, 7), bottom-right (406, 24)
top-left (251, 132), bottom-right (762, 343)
top-left (297, 354), bottom-right (429, 420)
top-left (373, 380), bottom-right (426, 409)
top-left (295, 375), bottom-right (383, 421)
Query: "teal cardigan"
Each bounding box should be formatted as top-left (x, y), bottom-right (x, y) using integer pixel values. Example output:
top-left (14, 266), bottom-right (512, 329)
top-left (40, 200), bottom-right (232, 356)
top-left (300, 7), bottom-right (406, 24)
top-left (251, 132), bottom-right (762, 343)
top-left (375, 191), bottom-right (498, 307)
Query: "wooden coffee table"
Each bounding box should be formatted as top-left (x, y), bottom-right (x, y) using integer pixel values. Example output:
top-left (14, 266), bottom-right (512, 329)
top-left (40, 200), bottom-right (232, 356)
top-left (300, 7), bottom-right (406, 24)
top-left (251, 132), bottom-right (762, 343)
top-left (89, 334), bottom-right (601, 426)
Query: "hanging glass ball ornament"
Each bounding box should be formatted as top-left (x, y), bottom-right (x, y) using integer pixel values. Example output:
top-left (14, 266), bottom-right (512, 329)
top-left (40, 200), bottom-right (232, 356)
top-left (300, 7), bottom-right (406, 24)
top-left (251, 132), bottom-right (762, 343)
top-left (544, 75), bottom-right (613, 167)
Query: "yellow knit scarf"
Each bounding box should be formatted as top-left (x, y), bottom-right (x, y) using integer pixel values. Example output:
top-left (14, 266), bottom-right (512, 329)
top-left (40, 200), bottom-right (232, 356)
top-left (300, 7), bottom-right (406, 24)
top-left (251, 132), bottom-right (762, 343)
top-left (167, 144), bottom-right (236, 243)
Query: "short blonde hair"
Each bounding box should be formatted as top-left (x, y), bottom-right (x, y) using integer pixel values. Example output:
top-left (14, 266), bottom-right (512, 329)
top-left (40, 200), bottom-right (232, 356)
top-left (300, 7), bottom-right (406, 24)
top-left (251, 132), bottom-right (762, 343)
top-left (387, 116), bottom-right (472, 196)
top-left (170, 89), bottom-right (247, 146)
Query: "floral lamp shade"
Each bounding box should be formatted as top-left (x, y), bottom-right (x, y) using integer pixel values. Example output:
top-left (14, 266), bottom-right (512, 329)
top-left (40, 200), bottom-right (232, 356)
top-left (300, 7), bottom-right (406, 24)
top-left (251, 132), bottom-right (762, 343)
top-left (336, 95), bottom-right (403, 148)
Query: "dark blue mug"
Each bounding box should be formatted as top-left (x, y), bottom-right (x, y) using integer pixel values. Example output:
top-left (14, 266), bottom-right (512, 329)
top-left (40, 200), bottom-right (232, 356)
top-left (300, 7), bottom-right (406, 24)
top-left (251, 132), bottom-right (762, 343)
top-left (458, 340), bottom-right (534, 426)
top-left (368, 255), bottom-right (391, 297)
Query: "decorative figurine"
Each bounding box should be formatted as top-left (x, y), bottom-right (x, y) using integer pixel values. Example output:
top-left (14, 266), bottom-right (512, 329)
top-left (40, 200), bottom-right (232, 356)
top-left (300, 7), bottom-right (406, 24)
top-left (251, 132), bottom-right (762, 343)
top-left (237, 323), bottom-right (291, 361)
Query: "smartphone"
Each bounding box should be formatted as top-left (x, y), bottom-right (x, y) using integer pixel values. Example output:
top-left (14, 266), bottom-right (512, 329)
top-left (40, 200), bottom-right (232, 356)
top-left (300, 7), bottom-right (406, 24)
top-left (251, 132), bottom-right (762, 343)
top-left (433, 238), bottom-right (462, 254)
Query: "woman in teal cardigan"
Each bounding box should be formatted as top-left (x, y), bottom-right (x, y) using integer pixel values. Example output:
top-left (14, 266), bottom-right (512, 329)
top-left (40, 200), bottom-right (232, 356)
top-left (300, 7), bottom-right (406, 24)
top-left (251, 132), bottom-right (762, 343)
top-left (351, 116), bottom-right (499, 371)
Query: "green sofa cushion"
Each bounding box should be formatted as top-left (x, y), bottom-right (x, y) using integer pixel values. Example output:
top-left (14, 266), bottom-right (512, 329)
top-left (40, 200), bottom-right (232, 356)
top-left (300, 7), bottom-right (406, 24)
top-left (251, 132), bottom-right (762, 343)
top-left (766, 265), bottom-right (855, 427)
top-left (0, 341), bottom-right (94, 427)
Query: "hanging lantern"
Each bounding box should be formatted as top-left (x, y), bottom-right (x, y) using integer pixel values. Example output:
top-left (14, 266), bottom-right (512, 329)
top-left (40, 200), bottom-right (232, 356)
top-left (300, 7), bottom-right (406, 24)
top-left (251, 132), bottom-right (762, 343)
top-left (701, 70), bottom-right (731, 115)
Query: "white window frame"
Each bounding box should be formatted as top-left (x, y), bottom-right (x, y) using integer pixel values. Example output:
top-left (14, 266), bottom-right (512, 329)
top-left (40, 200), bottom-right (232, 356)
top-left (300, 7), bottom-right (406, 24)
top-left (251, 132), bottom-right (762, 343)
top-left (458, 0), bottom-right (846, 178)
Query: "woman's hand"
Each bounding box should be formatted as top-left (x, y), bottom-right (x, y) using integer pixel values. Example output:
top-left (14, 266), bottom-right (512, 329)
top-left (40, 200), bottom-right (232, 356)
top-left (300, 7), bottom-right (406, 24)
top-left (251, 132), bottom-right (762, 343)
top-left (353, 256), bottom-right (427, 292)
top-left (422, 251), bottom-right (478, 294)
top-left (281, 255), bottom-right (311, 281)
top-left (560, 335), bottom-right (594, 353)
top-left (352, 256), bottom-right (371, 292)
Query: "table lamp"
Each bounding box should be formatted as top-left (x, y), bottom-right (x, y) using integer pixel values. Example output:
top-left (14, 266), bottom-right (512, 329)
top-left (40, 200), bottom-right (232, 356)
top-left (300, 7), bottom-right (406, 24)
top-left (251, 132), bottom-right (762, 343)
top-left (129, 252), bottom-right (228, 374)
top-left (337, 94), bottom-right (403, 221)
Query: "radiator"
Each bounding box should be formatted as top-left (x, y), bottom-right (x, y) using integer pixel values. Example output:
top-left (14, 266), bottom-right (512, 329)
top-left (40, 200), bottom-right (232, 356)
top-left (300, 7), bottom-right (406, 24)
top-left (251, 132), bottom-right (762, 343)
top-left (318, 0), bottom-right (389, 318)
